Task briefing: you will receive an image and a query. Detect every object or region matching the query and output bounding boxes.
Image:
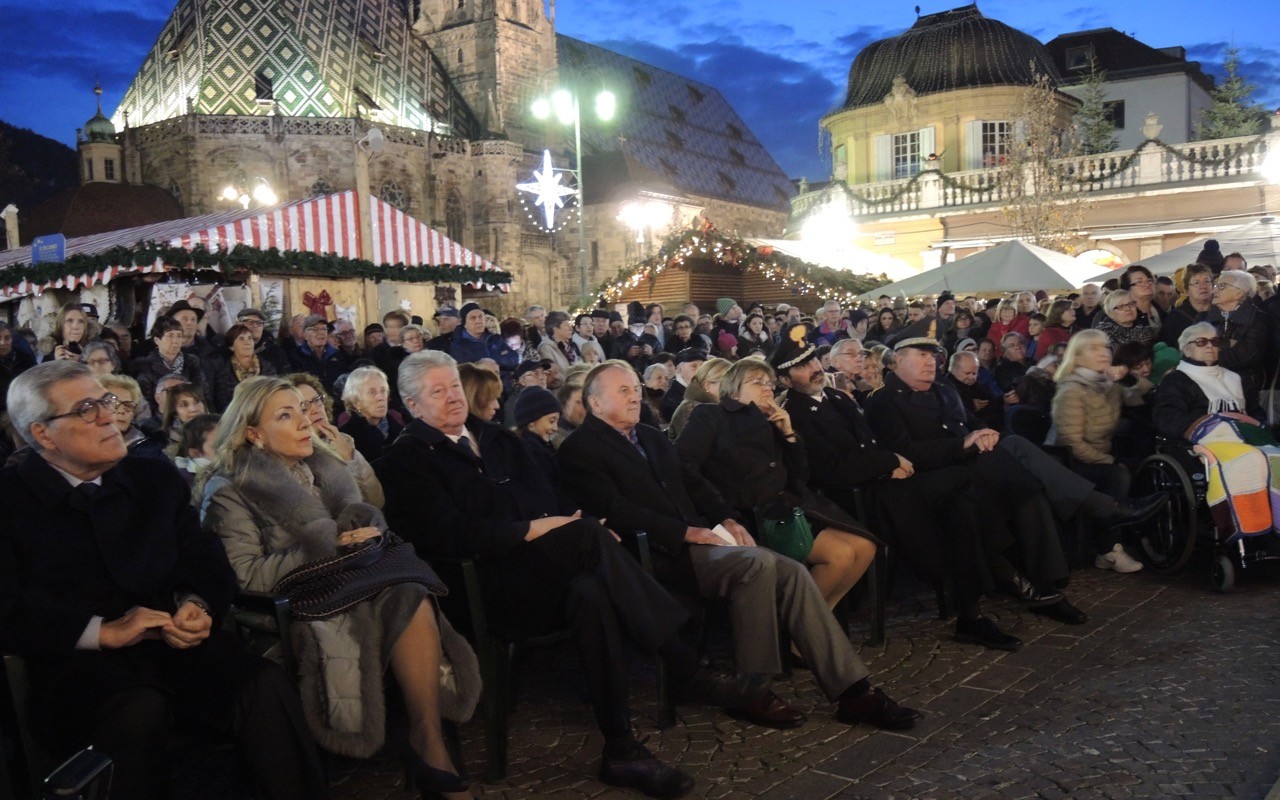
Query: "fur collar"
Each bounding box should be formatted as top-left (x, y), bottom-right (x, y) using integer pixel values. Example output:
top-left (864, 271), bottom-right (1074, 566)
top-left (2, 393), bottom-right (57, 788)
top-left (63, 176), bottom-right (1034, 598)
top-left (230, 446), bottom-right (368, 540)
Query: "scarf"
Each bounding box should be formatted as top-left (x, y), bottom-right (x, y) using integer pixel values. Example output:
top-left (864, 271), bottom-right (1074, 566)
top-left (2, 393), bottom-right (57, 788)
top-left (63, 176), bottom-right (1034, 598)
top-left (232, 354), bottom-right (261, 383)
top-left (557, 338), bottom-right (580, 365)
top-left (161, 350), bottom-right (185, 376)
top-left (1074, 366), bottom-right (1111, 387)
top-left (1176, 358), bottom-right (1245, 414)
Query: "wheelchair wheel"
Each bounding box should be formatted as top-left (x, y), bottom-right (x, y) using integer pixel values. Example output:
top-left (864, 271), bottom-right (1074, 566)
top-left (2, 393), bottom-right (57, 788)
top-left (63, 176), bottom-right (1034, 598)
top-left (1131, 454), bottom-right (1197, 574)
top-left (1212, 555), bottom-right (1235, 593)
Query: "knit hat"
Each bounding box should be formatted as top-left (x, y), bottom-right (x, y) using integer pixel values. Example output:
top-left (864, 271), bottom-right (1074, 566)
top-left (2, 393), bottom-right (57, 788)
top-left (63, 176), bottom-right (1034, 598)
top-left (459, 302), bottom-right (482, 322)
top-left (627, 301), bottom-right (647, 326)
top-left (1196, 239), bottom-right (1225, 271)
top-left (514, 386), bottom-right (562, 429)
top-left (716, 331), bottom-right (738, 353)
top-left (846, 309), bottom-right (869, 328)
top-left (674, 347), bottom-right (707, 365)
top-left (716, 297), bottom-right (736, 315)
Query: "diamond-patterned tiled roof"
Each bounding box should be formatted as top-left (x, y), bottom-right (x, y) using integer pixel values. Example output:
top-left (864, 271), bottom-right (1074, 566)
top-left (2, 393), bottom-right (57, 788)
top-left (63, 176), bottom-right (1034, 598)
top-left (112, 0), bottom-right (478, 138)
top-left (557, 36), bottom-right (794, 212)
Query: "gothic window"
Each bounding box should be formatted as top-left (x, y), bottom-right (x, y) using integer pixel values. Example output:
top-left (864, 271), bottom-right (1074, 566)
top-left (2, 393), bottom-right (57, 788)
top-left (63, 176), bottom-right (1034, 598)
top-left (445, 190), bottom-right (465, 243)
top-left (310, 178), bottom-right (334, 197)
top-left (104, 159), bottom-right (116, 181)
top-left (168, 180), bottom-right (183, 206)
top-left (380, 179), bottom-right (408, 211)
top-left (457, 49), bottom-right (464, 65)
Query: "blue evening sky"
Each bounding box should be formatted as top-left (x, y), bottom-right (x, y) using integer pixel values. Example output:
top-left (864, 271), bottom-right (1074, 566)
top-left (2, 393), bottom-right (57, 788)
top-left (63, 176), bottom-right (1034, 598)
top-left (1, 0), bottom-right (1276, 180)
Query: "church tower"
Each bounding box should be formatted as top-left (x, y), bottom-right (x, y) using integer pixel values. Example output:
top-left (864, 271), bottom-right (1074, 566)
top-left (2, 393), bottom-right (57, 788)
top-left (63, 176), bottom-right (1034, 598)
top-left (413, 0), bottom-right (557, 148)
top-left (79, 84), bottom-right (124, 184)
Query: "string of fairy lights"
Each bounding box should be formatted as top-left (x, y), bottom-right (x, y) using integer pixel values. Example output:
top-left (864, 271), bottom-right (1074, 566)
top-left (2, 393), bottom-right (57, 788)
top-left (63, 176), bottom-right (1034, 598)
top-left (517, 192), bottom-right (581, 234)
top-left (594, 218), bottom-right (888, 308)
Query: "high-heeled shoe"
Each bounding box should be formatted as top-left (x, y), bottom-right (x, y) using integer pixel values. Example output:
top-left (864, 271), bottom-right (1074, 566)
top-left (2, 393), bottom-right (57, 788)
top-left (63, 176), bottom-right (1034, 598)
top-left (402, 749), bottom-right (471, 800)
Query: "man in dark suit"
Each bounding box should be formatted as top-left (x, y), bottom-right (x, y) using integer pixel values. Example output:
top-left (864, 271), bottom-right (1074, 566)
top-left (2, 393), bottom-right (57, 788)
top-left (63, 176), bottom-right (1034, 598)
top-left (865, 337), bottom-right (1166, 625)
top-left (0, 361), bottom-right (326, 800)
top-left (558, 360), bottom-right (921, 733)
top-left (375, 351), bottom-right (764, 799)
top-left (773, 333), bottom-right (1020, 651)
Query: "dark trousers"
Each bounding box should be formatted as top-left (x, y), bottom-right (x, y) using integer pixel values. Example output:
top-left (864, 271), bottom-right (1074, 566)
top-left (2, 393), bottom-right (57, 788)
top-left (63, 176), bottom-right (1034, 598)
top-left (1072, 461), bottom-right (1133, 552)
top-left (481, 519), bottom-right (689, 740)
top-left (34, 629), bottom-right (327, 800)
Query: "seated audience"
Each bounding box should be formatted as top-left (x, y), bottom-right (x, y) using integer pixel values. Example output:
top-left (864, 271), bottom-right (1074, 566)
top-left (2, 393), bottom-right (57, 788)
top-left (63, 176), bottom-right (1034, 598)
top-left (98, 373), bottom-right (168, 461)
top-left (514, 385), bottom-right (562, 483)
top-left (459, 361), bottom-right (503, 422)
top-left (161, 382), bottom-right (208, 450)
top-left (0, 361), bottom-right (327, 800)
top-left (559, 360), bottom-right (922, 734)
top-left (668, 357), bottom-right (731, 440)
top-left (286, 315), bottom-right (350, 393)
top-left (210, 322), bottom-right (278, 411)
top-left (173, 412), bottom-right (220, 485)
top-left (376, 351), bottom-right (767, 799)
top-left (285, 372), bottom-right (383, 506)
top-left (198, 376), bottom-right (478, 797)
top-left (82, 340), bottom-right (120, 377)
top-left (1095, 290), bottom-right (1159, 348)
top-left (1210, 269), bottom-right (1269, 415)
top-left (134, 316), bottom-right (208, 415)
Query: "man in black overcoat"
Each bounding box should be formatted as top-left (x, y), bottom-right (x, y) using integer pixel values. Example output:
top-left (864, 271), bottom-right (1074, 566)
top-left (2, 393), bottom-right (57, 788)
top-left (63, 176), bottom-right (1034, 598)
top-left (865, 337), bottom-right (1167, 625)
top-left (772, 333), bottom-right (1021, 651)
top-left (558, 360), bottom-right (921, 734)
top-left (375, 351), bottom-right (764, 800)
top-left (0, 361), bottom-right (326, 800)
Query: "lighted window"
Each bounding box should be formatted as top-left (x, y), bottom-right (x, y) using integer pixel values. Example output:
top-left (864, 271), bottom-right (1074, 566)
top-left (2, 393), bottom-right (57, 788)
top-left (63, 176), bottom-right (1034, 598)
top-left (981, 121), bottom-right (1011, 166)
top-left (892, 131), bottom-right (920, 179)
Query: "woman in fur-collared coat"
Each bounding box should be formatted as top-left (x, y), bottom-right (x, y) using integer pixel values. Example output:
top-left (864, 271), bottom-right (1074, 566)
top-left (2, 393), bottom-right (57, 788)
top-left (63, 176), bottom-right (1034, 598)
top-left (198, 376), bottom-right (479, 796)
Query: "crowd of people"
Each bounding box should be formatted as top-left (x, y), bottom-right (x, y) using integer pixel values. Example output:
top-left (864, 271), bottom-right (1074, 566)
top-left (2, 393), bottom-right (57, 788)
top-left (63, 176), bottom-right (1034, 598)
top-left (3, 237), bottom-right (1279, 799)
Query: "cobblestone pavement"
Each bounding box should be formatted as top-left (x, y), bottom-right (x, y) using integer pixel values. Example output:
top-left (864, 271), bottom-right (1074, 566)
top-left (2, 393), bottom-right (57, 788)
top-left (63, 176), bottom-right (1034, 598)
top-left (181, 551), bottom-right (1280, 799)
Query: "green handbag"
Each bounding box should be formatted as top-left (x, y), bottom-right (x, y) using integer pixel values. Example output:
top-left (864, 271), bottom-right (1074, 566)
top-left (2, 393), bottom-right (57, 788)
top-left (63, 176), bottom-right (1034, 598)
top-left (759, 507), bottom-right (815, 563)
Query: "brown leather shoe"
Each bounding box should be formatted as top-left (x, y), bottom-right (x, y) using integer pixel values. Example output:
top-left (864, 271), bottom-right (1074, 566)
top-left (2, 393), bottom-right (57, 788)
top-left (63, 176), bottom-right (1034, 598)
top-left (836, 687), bottom-right (921, 730)
top-left (726, 691), bottom-right (807, 729)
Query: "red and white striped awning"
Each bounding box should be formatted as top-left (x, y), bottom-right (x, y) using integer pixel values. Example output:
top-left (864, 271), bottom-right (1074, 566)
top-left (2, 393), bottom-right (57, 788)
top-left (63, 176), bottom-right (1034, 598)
top-left (0, 190), bottom-right (509, 299)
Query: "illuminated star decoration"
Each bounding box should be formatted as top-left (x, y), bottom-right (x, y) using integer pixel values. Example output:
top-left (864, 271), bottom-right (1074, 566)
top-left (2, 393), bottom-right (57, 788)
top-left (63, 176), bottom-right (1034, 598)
top-left (517, 149), bottom-right (577, 230)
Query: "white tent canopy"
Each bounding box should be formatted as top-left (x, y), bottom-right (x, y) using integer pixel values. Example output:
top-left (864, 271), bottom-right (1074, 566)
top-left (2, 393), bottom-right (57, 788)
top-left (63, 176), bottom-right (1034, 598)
top-left (855, 240), bottom-right (1102, 300)
top-left (1088, 217), bottom-right (1280, 282)
top-left (749, 238), bottom-right (917, 280)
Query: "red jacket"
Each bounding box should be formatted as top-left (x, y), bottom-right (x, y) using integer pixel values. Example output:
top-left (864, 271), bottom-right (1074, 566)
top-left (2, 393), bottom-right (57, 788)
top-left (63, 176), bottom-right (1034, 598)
top-left (986, 314), bottom-right (1031, 358)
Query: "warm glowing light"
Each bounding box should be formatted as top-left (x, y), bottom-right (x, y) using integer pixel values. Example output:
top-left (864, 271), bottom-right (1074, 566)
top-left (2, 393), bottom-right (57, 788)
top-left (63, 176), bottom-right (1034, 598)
top-left (252, 180), bottom-right (277, 206)
top-left (221, 185), bottom-right (239, 202)
top-left (595, 90), bottom-right (616, 122)
top-left (552, 89), bottom-right (575, 125)
top-left (531, 97), bottom-right (551, 120)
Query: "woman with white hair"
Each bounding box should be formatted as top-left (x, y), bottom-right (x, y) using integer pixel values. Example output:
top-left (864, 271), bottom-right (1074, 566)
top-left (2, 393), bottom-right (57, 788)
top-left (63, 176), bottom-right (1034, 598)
top-left (1210, 269), bottom-right (1268, 413)
top-left (339, 366), bottom-right (403, 462)
top-left (1154, 322), bottom-right (1280, 538)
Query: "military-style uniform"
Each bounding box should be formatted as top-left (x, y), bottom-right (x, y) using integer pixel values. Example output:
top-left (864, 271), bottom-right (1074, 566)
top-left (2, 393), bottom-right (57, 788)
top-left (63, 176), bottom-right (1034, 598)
top-left (782, 385), bottom-right (1002, 600)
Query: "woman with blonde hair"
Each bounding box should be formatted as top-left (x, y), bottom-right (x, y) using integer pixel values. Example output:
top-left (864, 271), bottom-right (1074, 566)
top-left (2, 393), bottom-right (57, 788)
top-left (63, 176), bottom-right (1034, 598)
top-left (1048, 329), bottom-right (1144, 573)
top-left (458, 361), bottom-right (502, 421)
top-left (199, 376), bottom-right (479, 798)
top-left (667, 357), bottom-right (731, 439)
top-left (44, 301), bottom-right (100, 362)
top-left (985, 298), bottom-right (1029, 358)
top-left (677, 359), bottom-right (878, 609)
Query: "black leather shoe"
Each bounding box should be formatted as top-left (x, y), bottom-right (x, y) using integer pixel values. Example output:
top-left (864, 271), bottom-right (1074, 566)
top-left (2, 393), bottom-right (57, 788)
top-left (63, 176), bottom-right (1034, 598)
top-left (955, 616), bottom-right (1022, 651)
top-left (1031, 598), bottom-right (1088, 625)
top-left (1103, 493), bottom-right (1167, 528)
top-left (680, 667), bottom-right (771, 708)
top-left (599, 743), bottom-right (695, 799)
top-left (727, 690), bottom-right (807, 729)
top-left (836, 686), bottom-right (921, 730)
top-left (999, 573), bottom-right (1063, 607)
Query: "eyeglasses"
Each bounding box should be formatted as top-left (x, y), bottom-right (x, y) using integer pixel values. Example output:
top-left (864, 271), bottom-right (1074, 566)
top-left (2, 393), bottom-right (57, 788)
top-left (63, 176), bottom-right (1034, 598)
top-left (1213, 282), bottom-right (1239, 292)
top-left (240, 319), bottom-right (266, 328)
top-left (744, 378), bottom-right (775, 389)
top-left (298, 396), bottom-right (325, 415)
top-left (86, 357), bottom-right (114, 367)
top-left (1190, 337), bottom-right (1222, 348)
top-left (112, 400), bottom-right (139, 414)
top-left (43, 393), bottom-right (122, 424)
top-left (1113, 301), bottom-right (1137, 311)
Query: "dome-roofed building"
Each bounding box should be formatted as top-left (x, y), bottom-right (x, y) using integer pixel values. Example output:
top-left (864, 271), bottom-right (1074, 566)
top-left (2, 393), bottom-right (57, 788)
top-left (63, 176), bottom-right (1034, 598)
top-left (820, 3), bottom-right (1076, 186)
top-left (841, 4), bottom-right (1059, 111)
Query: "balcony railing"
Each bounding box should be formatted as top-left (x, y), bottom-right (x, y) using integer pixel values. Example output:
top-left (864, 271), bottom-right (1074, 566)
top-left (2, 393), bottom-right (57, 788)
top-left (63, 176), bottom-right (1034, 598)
top-left (798, 132), bottom-right (1276, 220)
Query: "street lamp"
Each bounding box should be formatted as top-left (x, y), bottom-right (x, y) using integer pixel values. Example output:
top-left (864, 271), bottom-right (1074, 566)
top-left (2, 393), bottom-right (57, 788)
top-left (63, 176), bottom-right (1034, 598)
top-left (617, 198), bottom-right (671, 259)
top-left (220, 176), bottom-right (277, 210)
top-left (531, 84), bottom-right (616, 299)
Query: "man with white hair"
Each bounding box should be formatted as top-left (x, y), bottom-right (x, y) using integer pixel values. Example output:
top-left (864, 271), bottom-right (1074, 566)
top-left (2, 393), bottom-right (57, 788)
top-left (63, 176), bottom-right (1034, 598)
top-left (377, 351), bottom-right (767, 799)
top-left (0, 361), bottom-right (326, 800)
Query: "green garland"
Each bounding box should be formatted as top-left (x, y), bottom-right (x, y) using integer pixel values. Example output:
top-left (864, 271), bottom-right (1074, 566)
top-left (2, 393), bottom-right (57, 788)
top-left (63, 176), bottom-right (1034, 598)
top-left (0, 241), bottom-right (513, 291)
top-left (822, 134), bottom-right (1270, 211)
top-left (594, 221), bottom-right (889, 308)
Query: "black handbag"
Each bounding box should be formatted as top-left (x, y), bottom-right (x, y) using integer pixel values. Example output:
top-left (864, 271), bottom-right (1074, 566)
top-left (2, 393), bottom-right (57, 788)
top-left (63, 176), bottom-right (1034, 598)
top-left (274, 532), bottom-right (449, 620)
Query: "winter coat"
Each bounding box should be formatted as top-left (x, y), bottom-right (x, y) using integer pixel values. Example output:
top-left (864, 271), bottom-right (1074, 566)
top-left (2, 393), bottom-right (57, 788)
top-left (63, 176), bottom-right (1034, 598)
top-left (538, 337), bottom-right (581, 376)
top-left (208, 354), bottom-right (278, 411)
top-left (986, 314), bottom-right (1030, 358)
top-left (200, 447), bottom-right (479, 757)
top-left (1211, 301), bottom-right (1269, 414)
top-left (1034, 324), bottom-right (1072, 357)
top-left (1152, 368), bottom-right (1243, 441)
top-left (1047, 372), bottom-right (1123, 464)
top-left (1093, 313), bottom-right (1158, 348)
top-left (132, 349), bottom-right (209, 416)
top-left (339, 412), bottom-right (404, 464)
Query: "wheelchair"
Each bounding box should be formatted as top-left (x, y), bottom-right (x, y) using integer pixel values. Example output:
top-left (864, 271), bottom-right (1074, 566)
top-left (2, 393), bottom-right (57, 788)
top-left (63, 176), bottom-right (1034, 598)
top-left (1130, 436), bottom-right (1280, 592)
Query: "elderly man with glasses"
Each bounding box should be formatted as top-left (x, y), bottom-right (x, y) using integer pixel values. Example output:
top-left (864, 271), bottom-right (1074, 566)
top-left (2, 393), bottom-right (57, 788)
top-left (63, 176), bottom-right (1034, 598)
top-left (0, 361), bottom-right (327, 800)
